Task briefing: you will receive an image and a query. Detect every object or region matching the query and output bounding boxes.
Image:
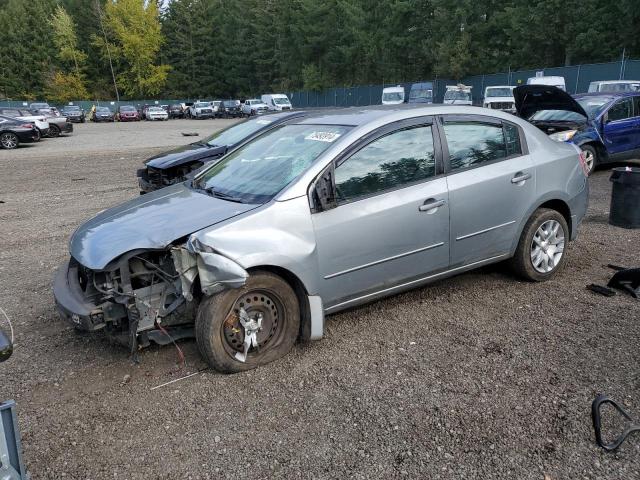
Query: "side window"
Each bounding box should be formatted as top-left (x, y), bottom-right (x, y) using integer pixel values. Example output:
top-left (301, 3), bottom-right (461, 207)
top-left (443, 121), bottom-right (507, 171)
top-left (504, 123), bottom-right (522, 157)
top-left (608, 98), bottom-right (632, 121)
top-left (335, 126), bottom-right (436, 202)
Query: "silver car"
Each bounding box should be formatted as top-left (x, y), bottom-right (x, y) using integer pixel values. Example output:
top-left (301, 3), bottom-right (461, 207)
top-left (53, 106), bottom-right (589, 373)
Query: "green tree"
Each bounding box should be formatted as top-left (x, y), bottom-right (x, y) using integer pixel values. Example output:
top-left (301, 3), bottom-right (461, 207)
top-left (95, 0), bottom-right (170, 97)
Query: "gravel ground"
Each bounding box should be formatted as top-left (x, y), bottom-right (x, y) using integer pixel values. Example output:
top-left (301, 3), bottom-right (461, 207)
top-left (0, 122), bottom-right (639, 479)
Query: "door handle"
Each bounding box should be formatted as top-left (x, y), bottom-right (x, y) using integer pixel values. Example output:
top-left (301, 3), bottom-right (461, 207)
top-left (511, 172), bottom-right (531, 184)
top-left (419, 198), bottom-right (446, 212)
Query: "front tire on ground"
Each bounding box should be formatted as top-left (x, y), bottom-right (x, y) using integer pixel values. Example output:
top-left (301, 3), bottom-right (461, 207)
top-left (48, 124), bottom-right (61, 137)
top-left (581, 144), bottom-right (597, 175)
top-left (195, 270), bottom-right (300, 374)
top-left (509, 208), bottom-right (569, 282)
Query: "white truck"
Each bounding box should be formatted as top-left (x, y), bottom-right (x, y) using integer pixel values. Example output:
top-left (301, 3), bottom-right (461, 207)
top-left (261, 94), bottom-right (292, 111)
top-left (443, 84), bottom-right (472, 105)
top-left (187, 101), bottom-right (215, 119)
top-left (381, 86), bottom-right (405, 105)
top-left (587, 80), bottom-right (640, 93)
top-left (526, 76), bottom-right (566, 91)
top-left (482, 85), bottom-right (516, 112)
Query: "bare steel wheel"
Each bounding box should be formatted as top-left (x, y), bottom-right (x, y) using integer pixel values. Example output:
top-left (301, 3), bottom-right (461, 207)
top-left (509, 208), bottom-right (569, 282)
top-left (196, 271), bottom-right (300, 373)
top-left (530, 219), bottom-right (565, 273)
top-left (0, 132), bottom-right (19, 149)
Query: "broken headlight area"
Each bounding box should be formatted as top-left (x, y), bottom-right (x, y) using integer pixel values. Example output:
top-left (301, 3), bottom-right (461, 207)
top-left (140, 163), bottom-right (204, 191)
top-left (69, 250), bottom-right (198, 347)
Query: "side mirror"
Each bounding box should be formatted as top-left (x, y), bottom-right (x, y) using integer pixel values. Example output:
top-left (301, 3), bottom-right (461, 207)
top-left (0, 328), bottom-right (13, 362)
top-left (310, 167), bottom-right (337, 213)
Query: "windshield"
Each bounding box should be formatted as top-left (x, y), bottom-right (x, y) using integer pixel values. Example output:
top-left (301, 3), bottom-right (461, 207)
top-left (120, 106), bottom-right (135, 111)
top-left (382, 92), bottom-right (403, 101)
top-left (444, 91), bottom-right (471, 101)
top-left (273, 97), bottom-right (290, 105)
top-left (195, 102), bottom-right (210, 108)
top-left (196, 124), bottom-right (351, 203)
top-left (486, 88), bottom-right (513, 97)
top-left (223, 100), bottom-right (238, 107)
top-left (64, 106), bottom-right (80, 111)
top-left (598, 83), bottom-right (640, 93)
top-left (204, 117), bottom-right (277, 147)
top-left (149, 107), bottom-right (163, 112)
top-left (31, 103), bottom-right (49, 109)
top-left (409, 89), bottom-right (432, 100)
top-left (97, 107), bottom-right (110, 112)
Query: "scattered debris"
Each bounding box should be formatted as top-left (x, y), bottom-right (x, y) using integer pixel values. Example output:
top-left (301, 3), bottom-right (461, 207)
top-left (607, 267), bottom-right (640, 299)
top-left (71, 177), bottom-right (86, 181)
top-left (586, 284), bottom-right (616, 297)
top-left (150, 369), bottom-right (208, 391)
top-left (121, 374), bottom-right (131, 386)
top-left (592, 394), bottom-right (640, 451)
top-left (181, 132), bottom-right (199, 137)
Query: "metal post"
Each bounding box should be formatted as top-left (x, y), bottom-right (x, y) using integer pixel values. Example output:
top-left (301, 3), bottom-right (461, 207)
top-left (575, 64), bottom-right (581, 94)
top-left (620, 48), bottom-right (626, 80)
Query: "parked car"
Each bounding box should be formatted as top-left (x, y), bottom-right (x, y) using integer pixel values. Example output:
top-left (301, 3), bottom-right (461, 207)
top-left (44, 115), bottom-right (73, 137)
top-left (211, 100), bottom-right (222, 117)
top-left (188, 101), bottom-right (215, 119)
top-left (0, 108), bottom-right (49, 138)
top-left (221, 100), bottom-right (242, 118)
top-left (55, 105), bottom-right (588, 373)
top-left (146, 106), bottom-right (169, 121)
top-left (444, 84), bottom-right (472, 105)
top-left (140, 105), bottom-right (154, 120)
top-left (407, 82), bottom-right (433, 104)
top-left (483, 86), bottom-right (516, 112)
top-left (168, 104), bottom-right (185, 119)
top-left (588, 80), bottom-right (640, 93)
top-left (91, 106), bottom-right (115, 122)
top-left (527, 76), bottom-right (566, 91)
top-left (137, 111), bottom-right (307, 193)
top-left (514, 85), bottom-right (640, 174)
top-left (29, 102), bottom-right (53, 115)
top-left (241, 99), bottom-right (269, 116)
top-left (261, 94), bottom-right (292, 111)
top-left (116, 105), bottom-right (140, 122)
top-left (0, 115), bottom-right (40, 149)
top-left (61, 105), bottom-right (86, 123)
top-left (382, 86), bottom-right (405, 105)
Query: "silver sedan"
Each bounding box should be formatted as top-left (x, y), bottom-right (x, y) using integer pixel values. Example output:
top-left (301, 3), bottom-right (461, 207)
top-left (53, 105), bottom-right (589, 373)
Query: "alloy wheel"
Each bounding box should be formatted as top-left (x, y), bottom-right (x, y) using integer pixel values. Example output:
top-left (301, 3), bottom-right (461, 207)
top-left (530, 220), bottom-right (565, 273)
top-left (0, 133), bottom-right (18, 149)
top-left (582, 148), bottom-right (595, 173)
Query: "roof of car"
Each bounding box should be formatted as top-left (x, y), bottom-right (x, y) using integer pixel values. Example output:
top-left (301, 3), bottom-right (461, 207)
top-left (574, 91), bottom-right (640, 99)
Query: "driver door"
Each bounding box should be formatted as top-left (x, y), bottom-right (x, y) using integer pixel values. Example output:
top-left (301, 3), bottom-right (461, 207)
top-left (311, 118), bottom-right (450, 309)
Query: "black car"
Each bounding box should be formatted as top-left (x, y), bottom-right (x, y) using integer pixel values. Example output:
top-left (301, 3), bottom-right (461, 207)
top-left (61, 105), bottom-right (86, 123)
top-left (221, 100), bottom-right (242, 118)
top-left (0, 115), bottom-right (40, 149)
top-left (137, 111), bottom-right (306, 193)
top-left (168, 104), bottom-right (185, 119)
top-left (91, 106), bottom-right (115, 122)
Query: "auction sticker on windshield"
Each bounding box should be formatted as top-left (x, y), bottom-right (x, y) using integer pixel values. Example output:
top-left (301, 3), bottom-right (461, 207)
top-left (305, 131), bottom-right (341, 142)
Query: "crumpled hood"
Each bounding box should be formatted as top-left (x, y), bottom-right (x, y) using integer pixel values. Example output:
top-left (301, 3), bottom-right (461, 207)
top-left (70, 183), bottom-right (258, 270)
top-left (144, 143), bottom-right (225, 170)
top-left (514, 85), bottom-right (588, 119)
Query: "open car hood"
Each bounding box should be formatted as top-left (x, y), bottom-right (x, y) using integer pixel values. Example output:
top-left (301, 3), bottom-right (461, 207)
top-left (514, 85), bottom-right (588, 119)
top-left (69, 183), bottom-right (258, 270)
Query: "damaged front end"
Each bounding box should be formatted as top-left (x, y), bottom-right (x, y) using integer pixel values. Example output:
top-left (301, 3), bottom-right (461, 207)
top-left (53, 241), bottom-right (247, 353)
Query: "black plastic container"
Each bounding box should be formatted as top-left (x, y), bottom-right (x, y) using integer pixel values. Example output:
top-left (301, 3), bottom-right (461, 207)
top-left (609, 167), bottom-right (640, 229)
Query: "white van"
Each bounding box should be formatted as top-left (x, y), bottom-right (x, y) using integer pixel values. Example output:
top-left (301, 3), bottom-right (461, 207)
top-left (526, 76), bottom-right (566, 91)
top-left (443, 84), bottom-right (472, 105)
top-left (587, 80), bottom-right (640, 93)
top-left (261, 94), bottom-right (292, 111)
top-left (381, 86), bottom-right (405, 105)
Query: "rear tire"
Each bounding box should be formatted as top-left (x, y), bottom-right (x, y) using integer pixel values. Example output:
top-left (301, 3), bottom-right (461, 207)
top-left (195, 271), bottom-right (300, 374)
top-left (581, 144), bottom-right (597, 175)
top-left (0, 132), bottom-right (19, 149)
top-left (509, 208), bottom-right (569, 282)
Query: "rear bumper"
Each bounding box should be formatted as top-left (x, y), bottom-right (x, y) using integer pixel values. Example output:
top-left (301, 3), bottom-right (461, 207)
top-left (16, 130), bottom-right (40, 143)
top-left (53, 260), bottom-right (126, 331)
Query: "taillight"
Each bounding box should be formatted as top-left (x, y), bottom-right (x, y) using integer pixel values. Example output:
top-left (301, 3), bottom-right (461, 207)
top-left (21, 124), bottom-right (34, 129)
top-left (578, 151), bottom-right (590, 177)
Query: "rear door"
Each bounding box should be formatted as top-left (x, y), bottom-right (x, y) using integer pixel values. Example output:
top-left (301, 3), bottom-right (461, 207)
top-left (440, 115), bottom-right (535, 267)
top-left (311, 117), bottom-right (450, 308)
top-left (602, 97), bottom-right (635, 159)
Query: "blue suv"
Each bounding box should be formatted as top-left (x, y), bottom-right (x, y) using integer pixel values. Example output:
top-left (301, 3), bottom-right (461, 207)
top-left (514, 85), bottom-right (640, 174)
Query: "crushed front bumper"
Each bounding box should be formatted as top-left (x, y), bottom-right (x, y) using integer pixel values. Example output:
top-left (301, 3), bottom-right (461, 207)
top-left (53, 260), bottom-right (125, 331)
